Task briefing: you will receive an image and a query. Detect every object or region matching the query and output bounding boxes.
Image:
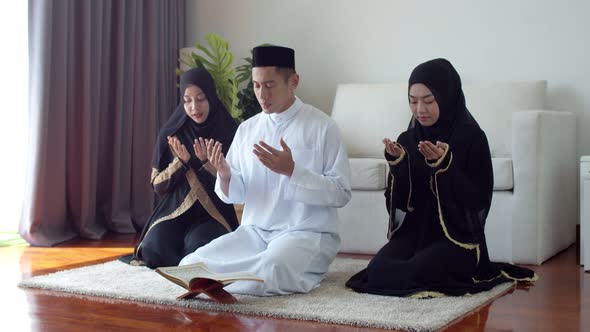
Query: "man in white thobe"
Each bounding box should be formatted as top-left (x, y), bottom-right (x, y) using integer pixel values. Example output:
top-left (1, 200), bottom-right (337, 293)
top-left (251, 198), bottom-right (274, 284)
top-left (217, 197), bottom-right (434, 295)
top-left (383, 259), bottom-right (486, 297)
top-left (180, 45), bottom-right (351, 296)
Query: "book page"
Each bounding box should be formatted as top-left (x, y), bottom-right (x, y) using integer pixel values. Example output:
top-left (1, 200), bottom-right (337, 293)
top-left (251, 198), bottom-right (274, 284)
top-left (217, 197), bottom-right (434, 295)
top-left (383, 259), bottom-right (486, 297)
top-left (157, 263), bottom-right (264, 284)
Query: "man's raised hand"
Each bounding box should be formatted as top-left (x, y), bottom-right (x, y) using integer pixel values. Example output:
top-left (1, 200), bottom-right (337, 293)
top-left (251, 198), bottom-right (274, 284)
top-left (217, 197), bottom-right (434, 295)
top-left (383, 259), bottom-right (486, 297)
top-left (253, 138), bottom-right (295, 177)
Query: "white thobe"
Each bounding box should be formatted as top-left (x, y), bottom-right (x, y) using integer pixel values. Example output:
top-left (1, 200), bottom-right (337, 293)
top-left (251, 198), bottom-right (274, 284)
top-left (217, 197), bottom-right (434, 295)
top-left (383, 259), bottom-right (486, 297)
top-left (180, 97), bottom-right (351, 296)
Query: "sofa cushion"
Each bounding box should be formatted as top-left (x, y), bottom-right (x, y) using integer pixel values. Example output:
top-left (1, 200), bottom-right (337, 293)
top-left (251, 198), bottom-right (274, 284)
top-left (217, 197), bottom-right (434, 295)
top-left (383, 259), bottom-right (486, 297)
top-left (332, 84), bottom-right (410, 159)
top-left (462, 81), bottom-right (547, 157)
top-left (349, 158), bottom-right (387, 190)
top-left (492, 157), bottom-right (513, 191)
top-left (349, 157), bottom-right (513, 191)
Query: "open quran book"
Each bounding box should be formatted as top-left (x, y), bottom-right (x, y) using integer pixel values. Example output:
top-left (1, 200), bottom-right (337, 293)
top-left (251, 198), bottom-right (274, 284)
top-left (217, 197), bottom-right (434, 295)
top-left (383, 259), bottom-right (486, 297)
top-left (155, 262), bottom-right (264, 304)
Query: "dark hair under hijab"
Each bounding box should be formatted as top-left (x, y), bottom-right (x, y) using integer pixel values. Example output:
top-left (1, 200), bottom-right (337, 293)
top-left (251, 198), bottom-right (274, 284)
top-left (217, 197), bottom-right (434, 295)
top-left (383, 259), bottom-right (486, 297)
top-left (407, 58), bottom-right (477, 144)
top-left (152, 67), bottom-right (238, 172)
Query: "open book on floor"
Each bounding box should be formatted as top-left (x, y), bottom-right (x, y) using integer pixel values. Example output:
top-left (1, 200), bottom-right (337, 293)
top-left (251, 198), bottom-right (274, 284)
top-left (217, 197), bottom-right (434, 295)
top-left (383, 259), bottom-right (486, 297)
top-left (155, 262), bottom-right (264, 304)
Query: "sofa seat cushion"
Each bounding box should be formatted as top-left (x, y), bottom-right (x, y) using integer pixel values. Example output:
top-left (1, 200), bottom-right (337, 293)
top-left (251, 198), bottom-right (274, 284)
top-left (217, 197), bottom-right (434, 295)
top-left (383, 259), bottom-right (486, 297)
top-left (350, 157), bottom-right (512, 191)
top-left (492, 157), bottom-right (513, 191)
top-left (349, 158), bottom-right (387, 190)
top-left (349, 157), bottom-right (514, 191)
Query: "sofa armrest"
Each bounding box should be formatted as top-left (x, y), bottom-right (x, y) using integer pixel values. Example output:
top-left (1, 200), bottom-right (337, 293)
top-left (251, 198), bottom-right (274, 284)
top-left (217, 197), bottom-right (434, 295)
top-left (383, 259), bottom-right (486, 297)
top-left (511, 110), bottom-right (576, 264)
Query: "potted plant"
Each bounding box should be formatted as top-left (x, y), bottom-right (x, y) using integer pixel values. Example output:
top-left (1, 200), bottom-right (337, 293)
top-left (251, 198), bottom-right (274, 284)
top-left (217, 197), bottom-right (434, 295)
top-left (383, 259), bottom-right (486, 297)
top-left (235, 52), bottom-right (262, 121)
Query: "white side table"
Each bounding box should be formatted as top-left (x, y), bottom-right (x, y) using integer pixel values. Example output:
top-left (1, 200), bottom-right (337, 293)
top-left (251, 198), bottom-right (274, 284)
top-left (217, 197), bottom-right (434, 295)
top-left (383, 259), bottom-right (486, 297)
top-left (581, 156), bottom-right (590, 271)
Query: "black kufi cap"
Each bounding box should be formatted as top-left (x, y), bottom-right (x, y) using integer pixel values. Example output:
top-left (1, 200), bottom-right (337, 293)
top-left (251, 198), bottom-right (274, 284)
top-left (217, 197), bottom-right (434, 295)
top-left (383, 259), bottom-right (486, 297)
top-left (252, 46), bottom-right (295, 70)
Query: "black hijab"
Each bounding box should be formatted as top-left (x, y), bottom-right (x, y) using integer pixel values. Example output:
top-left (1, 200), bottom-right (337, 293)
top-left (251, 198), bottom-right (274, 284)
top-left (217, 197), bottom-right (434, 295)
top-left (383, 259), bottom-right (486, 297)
top-left (407, 58), bottom-right (478, 144)
top-left (153, 68), bottom-right (238, 171)
top-left (405, 58), bottom-right (493, 241)
top-left (344, 59), bottom-right (537, 296)
top-left (406, 59), bottom-right (537, 284)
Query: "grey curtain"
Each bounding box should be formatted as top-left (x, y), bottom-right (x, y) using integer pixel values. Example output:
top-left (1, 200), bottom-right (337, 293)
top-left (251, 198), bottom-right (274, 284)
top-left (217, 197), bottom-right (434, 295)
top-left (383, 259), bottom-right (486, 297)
top-left (20, 0), bottom-right (185, 246)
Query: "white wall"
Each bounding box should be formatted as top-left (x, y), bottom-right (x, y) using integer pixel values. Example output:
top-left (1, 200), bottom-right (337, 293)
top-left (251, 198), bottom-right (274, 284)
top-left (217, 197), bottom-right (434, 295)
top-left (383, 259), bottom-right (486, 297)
top-left (185, 0), bottom-right (590, 157)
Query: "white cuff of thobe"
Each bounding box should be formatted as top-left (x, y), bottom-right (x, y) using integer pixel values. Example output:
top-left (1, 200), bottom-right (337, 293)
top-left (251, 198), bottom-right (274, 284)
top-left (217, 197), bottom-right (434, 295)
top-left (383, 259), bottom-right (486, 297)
top-left (214, 168), bottom-right (246, 204)
top-left (284, 163), bottom-right (315, 201)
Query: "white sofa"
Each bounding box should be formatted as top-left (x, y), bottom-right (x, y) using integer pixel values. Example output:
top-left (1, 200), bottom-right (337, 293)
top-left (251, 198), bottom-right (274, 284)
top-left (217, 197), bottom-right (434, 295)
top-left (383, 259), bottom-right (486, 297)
top-left (332, 81), bottom-right (576, 265)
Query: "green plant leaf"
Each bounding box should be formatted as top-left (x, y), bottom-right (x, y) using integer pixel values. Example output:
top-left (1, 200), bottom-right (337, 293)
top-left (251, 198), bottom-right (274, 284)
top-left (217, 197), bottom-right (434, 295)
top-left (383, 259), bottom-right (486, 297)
top-left (180, 52), bottom-right (197, 68)
top-left (195, 45), bottom-right (215, 60)
top-left (192, 54), bottom-right (215, 69)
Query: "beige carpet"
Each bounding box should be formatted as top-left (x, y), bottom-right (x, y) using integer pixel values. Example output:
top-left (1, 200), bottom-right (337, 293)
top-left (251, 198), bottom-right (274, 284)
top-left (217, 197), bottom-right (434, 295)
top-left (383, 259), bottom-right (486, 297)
top-left (19, 257), bottom-right (512, 331)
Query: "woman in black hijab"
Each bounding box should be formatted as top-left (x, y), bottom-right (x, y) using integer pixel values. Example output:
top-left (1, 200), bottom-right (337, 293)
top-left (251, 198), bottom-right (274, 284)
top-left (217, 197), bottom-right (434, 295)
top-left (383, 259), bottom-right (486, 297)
top-left (128, 68), bottom-right (239, 268)
top-left (346, 59), bottom-right (537, 297)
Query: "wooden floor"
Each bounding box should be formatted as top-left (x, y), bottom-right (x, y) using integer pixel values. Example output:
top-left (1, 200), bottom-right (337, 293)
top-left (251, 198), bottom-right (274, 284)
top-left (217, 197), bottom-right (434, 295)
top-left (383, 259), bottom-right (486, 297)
top-left (2, 233), bottom-right (589, 332)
